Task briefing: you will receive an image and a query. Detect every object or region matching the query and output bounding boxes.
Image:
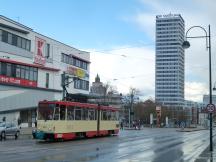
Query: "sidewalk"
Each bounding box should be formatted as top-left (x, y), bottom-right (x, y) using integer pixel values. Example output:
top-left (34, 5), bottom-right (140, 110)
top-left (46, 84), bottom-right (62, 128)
top-left (176, 125), bottom-right (208, 132)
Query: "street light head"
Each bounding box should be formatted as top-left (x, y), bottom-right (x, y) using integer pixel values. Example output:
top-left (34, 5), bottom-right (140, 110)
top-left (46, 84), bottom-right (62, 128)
top-left (213, 87), bottom-right (216, 91)
top-left (182, 41), bottom-right (190, 49)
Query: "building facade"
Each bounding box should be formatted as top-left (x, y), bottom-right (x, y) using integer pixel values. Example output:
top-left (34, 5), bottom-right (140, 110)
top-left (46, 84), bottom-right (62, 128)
top-left (155, 14), bottom-right (185, 107)
top-left (0, 15), bottom-right (90, 127)
top-left (203, 95), bottom-right (216, 106)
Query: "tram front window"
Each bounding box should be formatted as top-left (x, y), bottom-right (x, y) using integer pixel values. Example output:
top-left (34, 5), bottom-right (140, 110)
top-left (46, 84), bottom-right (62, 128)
top-left (38, 104), bottom-right (55, 120)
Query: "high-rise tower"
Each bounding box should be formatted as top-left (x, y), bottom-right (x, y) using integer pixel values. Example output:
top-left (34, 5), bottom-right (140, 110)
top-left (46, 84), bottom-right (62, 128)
top-left (155, 14), bottom-right (185, 107)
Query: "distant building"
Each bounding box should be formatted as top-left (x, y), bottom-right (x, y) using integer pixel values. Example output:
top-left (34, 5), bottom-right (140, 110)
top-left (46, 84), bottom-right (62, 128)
top-left (89, 74), bottom-right (122, 108)
top-left (90, 74), bottom-right (106, 97)
top-left (203, 95), bottom-right (216, 106)
top-left (89, 74), bottom-right (123, 122)
top-left (155, 14), bottom-right (185, 107)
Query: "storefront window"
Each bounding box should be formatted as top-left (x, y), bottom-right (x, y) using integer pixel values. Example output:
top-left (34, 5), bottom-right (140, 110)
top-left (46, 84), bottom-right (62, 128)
top-left (29, 67), bottom-right (34, 81)
top-left (16, 65), bottom-right (21, 78)
top-left (33, 68), bottom-right (38, 81)
top-left (25, 66), bottom-right (29, 80)
top-left (20, 66), bottom-right (25, 79)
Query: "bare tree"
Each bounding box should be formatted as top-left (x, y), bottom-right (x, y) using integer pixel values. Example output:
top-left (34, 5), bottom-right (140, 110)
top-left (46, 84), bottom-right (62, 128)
top-left (101, 82), bottom-right (118, 105)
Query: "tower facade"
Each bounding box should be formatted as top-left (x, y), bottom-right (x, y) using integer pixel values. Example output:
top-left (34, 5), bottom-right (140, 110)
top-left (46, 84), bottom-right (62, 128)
top-left (155, 14), bottom-right (185, 107)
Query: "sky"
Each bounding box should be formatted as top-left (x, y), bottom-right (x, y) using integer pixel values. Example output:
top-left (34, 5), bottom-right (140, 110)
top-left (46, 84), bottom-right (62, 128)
top-left (1, 0), bottom-right (216, 102)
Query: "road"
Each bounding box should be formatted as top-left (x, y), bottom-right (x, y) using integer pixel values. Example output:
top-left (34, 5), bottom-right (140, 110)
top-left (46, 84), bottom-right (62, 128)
top-left (0, 128), bottom-right (215, 162)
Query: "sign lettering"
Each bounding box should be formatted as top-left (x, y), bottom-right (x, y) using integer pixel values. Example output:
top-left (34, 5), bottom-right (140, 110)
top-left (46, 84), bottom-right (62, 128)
top-left (0, 75), bottom-right (37, 87)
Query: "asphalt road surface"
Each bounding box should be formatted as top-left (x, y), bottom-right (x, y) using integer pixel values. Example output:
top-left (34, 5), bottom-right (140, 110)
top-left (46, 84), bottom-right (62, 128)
top-left (0, 128), bottom-right (215, 162)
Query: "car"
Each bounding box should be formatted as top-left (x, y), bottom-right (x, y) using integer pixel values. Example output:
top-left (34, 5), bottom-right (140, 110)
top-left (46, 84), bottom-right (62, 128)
top-left (0, 122), bottom-right (20, 140)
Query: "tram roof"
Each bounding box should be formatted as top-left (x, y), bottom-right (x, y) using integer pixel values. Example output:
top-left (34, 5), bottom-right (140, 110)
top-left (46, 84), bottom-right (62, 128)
top-left (39, 100), bottom-right (118, 111)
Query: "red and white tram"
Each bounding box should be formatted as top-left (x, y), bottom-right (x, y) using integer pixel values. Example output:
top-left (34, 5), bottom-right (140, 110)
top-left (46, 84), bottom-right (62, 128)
top-left (33, 100), bottom-right (119, 141)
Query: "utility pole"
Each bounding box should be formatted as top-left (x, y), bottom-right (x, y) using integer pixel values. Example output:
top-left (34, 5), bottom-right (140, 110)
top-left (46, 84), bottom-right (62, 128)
top-left (61, 72), bottom-right (79, 101)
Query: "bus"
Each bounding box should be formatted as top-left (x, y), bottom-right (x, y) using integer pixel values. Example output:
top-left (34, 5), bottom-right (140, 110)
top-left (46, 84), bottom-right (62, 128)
top-left (33, 100), bottom-right (119, 141)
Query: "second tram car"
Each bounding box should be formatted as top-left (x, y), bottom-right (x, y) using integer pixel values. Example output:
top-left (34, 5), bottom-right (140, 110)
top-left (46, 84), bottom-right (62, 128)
top-left (33, 100), bottom-right (119, 141)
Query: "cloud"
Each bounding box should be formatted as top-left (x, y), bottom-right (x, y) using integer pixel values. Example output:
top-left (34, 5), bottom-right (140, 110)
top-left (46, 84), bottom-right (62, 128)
top-left (88, 46), bottom-right (155, 100)
top-left (185, 82), bottom-right (208, 102)
top-left (86, 0), bottom-right (216, 103)
top-left (123, 0), bottom-right (216, 102)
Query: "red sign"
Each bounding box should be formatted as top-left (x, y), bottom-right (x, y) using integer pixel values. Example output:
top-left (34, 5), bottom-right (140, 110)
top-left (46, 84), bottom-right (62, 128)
top-left (34, 37), bottom-right (46, 66)
top-left (0, 75), bottom-right (37, 87)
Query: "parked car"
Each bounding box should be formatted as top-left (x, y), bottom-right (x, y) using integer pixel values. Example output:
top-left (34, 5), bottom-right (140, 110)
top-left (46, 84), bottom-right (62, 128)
top-left (0, 122), bottom-right (20, 140)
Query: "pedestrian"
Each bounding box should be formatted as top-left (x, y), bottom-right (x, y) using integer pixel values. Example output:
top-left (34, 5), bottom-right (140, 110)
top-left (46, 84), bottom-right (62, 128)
top-left (120, 122), bottom-right (123, 130)
top-left (137, 120), bottom-right (141, 130)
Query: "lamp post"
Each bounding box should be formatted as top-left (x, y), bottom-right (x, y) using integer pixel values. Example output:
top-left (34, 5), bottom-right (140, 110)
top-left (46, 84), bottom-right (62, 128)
top-left (182, 25), bottom-right (213, 151)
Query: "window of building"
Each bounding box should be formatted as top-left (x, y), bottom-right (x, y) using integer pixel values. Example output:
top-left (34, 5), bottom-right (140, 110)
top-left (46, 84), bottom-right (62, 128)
top-left (1, 62), bottom-right (7, 75)
top-left (61, 53), bottom-right (88, 70)
top-left (16, 65), bottom-right (21, 78)
top-left (2, 30), bottom-right (8, 43)
top-left (17, 37), bottom-right (22, 48)
top-left (6, 63), bottom-right (11, 77)
top-left (0, 30), bottom-right (31, 51)
top-left (26, 40), bottom-right (30, 51)
top-left (20, 66), bottom-right (25, 79)
top-left (29, 67), bottom-right (34, 81)
top-left (8, 33), bottom-right (12, 44)
top-left (0, 62), bottom-right (38, 82)
top-left (45, 43), bottom-right (50, 58)
top-left (33, 68), bottom-right (38, 81)
top-left (21, 38), bottom-right (26, 49)
top-left (25, 66), bottom-right (29, 80)
top-left (12, 34), bottom-right (17, 46)
top-left (45, 73), bottom-right (49, 88)
top-left (11, 64), bottom-right (16, 77)
top-left (74, 79), bottom-right (89, 90)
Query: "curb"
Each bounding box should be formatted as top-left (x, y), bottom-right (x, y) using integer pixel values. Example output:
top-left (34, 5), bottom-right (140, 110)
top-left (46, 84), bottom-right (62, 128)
top-left (176, 128), bottom-right (207, 132)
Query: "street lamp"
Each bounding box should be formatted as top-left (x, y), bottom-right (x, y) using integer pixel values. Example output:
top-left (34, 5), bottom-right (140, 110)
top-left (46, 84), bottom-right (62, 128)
top-left (182, 25), bottom-right (213, 151)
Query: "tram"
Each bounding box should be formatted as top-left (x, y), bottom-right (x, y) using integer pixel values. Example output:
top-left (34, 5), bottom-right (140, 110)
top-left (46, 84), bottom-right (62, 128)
top-left (33, 100), bottom-right (119, 141)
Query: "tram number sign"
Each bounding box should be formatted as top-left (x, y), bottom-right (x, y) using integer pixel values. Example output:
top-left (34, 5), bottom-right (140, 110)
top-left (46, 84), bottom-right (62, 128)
top-left (206, 104), bottom-right (215, 113)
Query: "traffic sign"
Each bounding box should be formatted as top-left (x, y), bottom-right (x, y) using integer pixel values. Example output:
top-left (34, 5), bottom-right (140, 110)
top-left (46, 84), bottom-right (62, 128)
top-left (206, 104), bottom-right (215, 113)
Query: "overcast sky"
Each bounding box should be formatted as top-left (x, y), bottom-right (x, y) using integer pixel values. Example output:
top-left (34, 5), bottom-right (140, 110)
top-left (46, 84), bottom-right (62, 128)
top-left (1, 0), bottom-right (216, 102)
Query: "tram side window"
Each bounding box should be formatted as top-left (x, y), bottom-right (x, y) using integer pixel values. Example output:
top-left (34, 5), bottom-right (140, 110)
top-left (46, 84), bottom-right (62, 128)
top-left (88, 110), bottom-right (95, 120)
top-left (67, 106), bottom-right (74, 120)
top-left (107, 111), bottom-right (111, 120)
top-left (95, 109), bottom-right (98, 120)
top-left (82, 109), bottom-right (88, 120)
top-left (111, 112), bottom-right (115, 121)
top-left (102, 111), bottom-right (107, 120)
top-left (75, 108), bottom-right (82, 120)
top-left (60, 105), bottom-right (66, 120)
top-left (54, 107), bottom-right (60, 120)
top-left (116, 111), bottom-right (119, 121)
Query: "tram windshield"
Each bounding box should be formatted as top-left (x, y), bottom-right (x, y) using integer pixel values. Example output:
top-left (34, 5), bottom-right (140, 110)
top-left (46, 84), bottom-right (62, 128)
top-left (38, 103), bottom-right (55, 120)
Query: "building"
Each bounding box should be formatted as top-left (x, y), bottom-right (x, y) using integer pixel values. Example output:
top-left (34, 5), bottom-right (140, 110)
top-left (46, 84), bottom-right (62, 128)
top-left (90, 74), bottom-right (122, 107)
top-left (0, 15), bottom-right (90, 127)
top-left (155, 13), bottom-right (185, 107)
top-left (89, 74), bottom-right (124, 119)
top-left (90, 74), bottom-right (106, 97)
top-left (203, 95), bottom-right (216, 106)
